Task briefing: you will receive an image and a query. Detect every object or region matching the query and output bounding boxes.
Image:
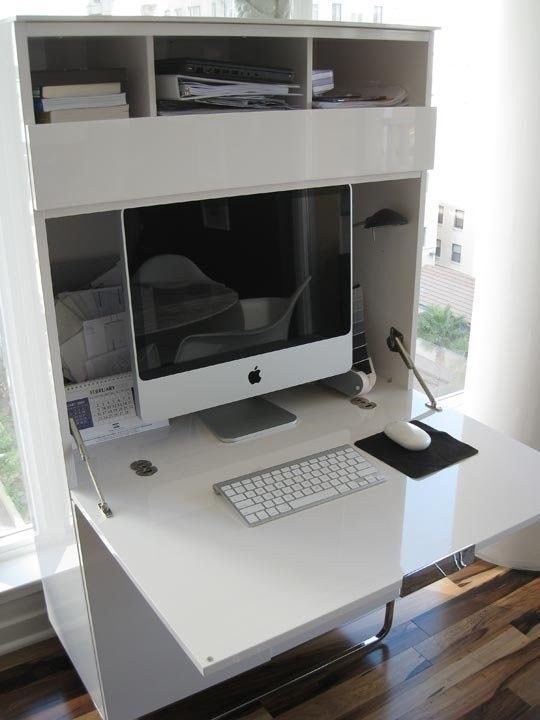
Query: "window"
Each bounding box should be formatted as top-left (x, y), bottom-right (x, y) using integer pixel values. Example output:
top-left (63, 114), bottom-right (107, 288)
top-left (332, 3), bottom-right (342, 21)
top-left (438, 204), bottom-right (444, 224)
top-left (373, 5), bottom-right (383, 23)
top-left (435, 238), bottom-right (441, 257)
top-left (0, 334), bottom-right (32, 541)
top-left (454, 209), bottom-right (464, 229)
top-left (188, 5), bottom-right (201, 15)
top-left (452, 243), bottom-right (462, 263)
top-left (312, 4), bottom-right (319, 20)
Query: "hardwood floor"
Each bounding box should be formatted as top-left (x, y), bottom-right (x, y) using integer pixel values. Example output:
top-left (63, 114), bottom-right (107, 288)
top-left (1, 560), bottom-right (538, 720)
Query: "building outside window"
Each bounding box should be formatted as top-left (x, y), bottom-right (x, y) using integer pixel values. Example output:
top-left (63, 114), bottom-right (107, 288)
top-left (331, 3), bottom-right (341, 21)
top-left (435, 238), bottom-right (441, 257)
top-left (454, 209), bottom-right (464, 229)
top-left (452, 243), bottom-right (462, 263)
top-left (188, 4), bottom-right (201, 14)
top-left (438, 204), bottom-right (444, 224)
top-left (373, 5), bottom-right (383, 23)
top-left (312, 4), bottom-right (318, 19)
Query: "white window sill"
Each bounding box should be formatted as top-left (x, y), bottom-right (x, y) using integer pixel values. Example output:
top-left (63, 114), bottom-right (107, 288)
top-left (0, 530), bottom-right (41, 594)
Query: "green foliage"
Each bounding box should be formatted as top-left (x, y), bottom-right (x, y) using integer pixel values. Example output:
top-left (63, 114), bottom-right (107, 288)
top-left (0, 355), bottom-right (30, 524)
top-left (417, 304), bottom-right (470, 355)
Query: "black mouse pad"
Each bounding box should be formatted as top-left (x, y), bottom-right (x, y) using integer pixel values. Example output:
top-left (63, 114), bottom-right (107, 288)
top-left (355, 420), bottom-right (478, 479)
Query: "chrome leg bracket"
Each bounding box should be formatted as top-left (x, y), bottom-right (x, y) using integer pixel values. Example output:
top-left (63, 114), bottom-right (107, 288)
top-left (211, 600), bottom-right (395, 720)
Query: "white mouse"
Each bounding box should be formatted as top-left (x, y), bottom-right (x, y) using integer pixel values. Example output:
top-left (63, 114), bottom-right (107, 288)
top-left (384, 420), bottom-right (431, 451)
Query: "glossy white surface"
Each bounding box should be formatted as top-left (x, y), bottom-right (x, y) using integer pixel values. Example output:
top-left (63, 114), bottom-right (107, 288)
top-left (71, 384), bottom-right (540, 676)
top-left (27, 108), bottom-right (436, 211)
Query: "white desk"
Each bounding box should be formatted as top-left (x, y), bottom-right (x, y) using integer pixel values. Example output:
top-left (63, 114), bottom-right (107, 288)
top-left (71, 383), bottom-right (540, 681)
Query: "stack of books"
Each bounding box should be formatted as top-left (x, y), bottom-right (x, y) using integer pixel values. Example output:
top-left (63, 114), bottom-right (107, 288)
top-left (32, 69), bottom-right (129, 123)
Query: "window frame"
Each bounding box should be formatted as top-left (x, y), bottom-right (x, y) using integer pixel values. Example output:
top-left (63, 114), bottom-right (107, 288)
top-left (454, 209), bottom-right (464, 229)
top-left (438, 205), bottom-right (444, 224)
top-left (451, 243), bottom-right (462, 263)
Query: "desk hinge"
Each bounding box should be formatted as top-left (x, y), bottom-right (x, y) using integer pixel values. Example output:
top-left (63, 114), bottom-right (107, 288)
top-left (69, 419), bottom-right (113, 519)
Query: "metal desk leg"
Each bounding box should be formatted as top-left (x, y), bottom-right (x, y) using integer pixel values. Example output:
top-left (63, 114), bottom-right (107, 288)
top-left (212, 601), bottom-right (395, 720)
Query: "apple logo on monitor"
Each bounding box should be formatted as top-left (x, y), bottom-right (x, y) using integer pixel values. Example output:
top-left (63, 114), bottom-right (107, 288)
top-left (248, 366), bottom-right (261, 384)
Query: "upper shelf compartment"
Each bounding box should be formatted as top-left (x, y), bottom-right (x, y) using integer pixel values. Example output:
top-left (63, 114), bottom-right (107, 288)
top-left (27, 35), bottom-right (156, 122)
top-left (154, 35), bottom-right (310, 112)
top-left (26, 106), bottom-right (436, 211)
top-left (312, 37), bottom-right (431, 108)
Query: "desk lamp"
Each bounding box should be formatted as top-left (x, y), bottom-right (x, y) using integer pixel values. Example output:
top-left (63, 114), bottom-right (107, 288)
top-left (387, 326), bottom-right (442, 411)
top-left (354, 208), bottom-right (408, 241)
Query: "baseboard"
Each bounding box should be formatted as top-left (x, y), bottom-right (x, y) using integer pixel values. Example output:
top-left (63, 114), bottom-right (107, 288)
top-left (0, 581), bottom-right (54, 656)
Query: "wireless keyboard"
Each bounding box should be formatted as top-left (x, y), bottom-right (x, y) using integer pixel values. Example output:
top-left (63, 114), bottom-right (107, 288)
top-left (213, 445), bottom-right (386, 526)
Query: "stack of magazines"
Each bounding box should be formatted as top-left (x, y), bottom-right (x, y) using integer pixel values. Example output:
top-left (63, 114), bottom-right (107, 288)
top-left (155, 58), bottom-right (300, 113)
top-left (313, 83), bottom-right (408, 109)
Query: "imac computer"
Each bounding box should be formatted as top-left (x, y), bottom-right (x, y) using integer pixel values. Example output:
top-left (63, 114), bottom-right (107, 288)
top-left (121, 185), bottom-right (352, 441)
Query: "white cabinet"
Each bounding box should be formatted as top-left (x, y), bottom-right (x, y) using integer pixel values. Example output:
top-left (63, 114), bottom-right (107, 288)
top-left (0, 15), bottom-right (447, 720)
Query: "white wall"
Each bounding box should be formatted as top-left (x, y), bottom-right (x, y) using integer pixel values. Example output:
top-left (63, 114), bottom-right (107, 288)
top-left (465, 0), bottom-right (540, 452)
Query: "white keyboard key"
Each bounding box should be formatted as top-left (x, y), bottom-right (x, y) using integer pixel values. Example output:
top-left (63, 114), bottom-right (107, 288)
top-left (237, 499), bottom-right (254, 510)
top-left (240, 503), bottom-right (264, 516)
top-left (289, 488), bottom-right (338, 508)
top-left (257, 511), bottom-right (269, 520)
top-left (230, 493), bottom-right (246, 502)
top-left (358, 466), bottom-right (377, 477)
top-left (276, 503), bottom-right (291, 513)
top-left (268, 508), bottom-right (279, 516)
top-left (245, 514), bottom-right (258, 524)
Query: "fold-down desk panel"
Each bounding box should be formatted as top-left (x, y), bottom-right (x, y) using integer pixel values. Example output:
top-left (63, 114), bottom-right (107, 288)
top-left (71, 385), bottom-right (540, 677)
top-left (27, 107), bottom-right (436, 211)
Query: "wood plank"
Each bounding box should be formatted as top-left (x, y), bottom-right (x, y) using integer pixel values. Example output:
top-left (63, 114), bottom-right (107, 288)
top-left (0, 667), bottom-right (87, 720)
top-left (0, 637), bottom-right (63, 673)
top-left (516, 707), bottom-right (540, 719)
top-left (25, 693), bottom-right (96, 720)
top-left (391, 637), bottom-right (540, 720)
top-left (413, 570), bottom-right (537, 637)
top-left (507, 657), bottom-right (540, 707)
top-left (340, 627), bottom-right (530, 720)
top-left (275, 648), bottom-right (428, 720)
top-left (434, 687), bottom-right (529, 720)
top-left (415, 578), bottom-right (540, 665)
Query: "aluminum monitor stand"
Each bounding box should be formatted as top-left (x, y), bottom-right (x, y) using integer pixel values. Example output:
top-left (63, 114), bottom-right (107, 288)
top-left (198, 397), bottom-right (297, 442)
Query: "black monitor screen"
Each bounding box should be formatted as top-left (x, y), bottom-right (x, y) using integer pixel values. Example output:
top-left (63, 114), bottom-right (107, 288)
top-left (123, 186), bottom-right (351, 380)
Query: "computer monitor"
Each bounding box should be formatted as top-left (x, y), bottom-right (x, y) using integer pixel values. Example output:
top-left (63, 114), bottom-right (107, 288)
top-left (122, 185), bottom-right (352, 439)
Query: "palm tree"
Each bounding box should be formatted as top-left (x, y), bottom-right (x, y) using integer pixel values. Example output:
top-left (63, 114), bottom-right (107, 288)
top-left (417, 304), bottom-right (470, 364)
